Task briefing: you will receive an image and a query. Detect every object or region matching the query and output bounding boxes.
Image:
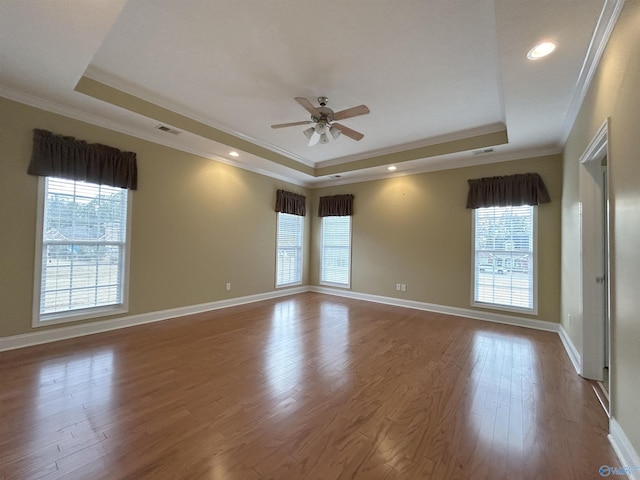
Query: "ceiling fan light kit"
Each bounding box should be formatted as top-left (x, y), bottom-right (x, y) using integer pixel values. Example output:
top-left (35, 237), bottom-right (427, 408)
top-left (315, 121), bottom-right (328, 135)
top-left (271, 96), bottom-right (369, 146)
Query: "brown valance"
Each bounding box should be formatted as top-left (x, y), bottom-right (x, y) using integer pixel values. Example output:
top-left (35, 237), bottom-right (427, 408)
top-left (28, 129), bottom-right (138, 190)
top-left (275, 189), bottom-right (306, 216)
top-left (318, 194), bottom-right (354, 217)
top-left (466, 173), bottom-right (550, 209)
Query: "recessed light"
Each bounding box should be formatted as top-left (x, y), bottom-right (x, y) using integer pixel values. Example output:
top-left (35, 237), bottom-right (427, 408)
top-left (229, 151), bottom-right (239, 157)
top-left (527, 42), bottom-right (556, 60)
top-left (387, 165), bottom-right (397, 171)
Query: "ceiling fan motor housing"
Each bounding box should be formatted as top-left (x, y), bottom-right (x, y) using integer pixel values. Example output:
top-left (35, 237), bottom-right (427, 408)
top-left (311, 96), bottom-right (335, 123)
top-left (312, 106), bottom-right (335, 123)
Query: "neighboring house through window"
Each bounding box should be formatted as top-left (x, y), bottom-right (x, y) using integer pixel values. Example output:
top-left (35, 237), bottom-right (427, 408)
top-left (472, 205), bottom-right (536, 312)
top-left (33, 177), bottom-right (131, 326)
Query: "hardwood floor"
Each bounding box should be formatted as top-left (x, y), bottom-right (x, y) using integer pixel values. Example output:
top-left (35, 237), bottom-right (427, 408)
top-left (0, 293), bottom-right (618, 479)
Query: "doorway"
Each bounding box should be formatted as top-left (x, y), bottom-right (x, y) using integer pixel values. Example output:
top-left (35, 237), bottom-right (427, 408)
top-left (578, 119), bottom-right (611, 398)
top-left (601, 162), bottom-right (610, 394)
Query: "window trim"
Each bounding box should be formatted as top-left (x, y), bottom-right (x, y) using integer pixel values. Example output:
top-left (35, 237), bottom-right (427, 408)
top-left (32, 177), bottom-right (132, 328)
top-left (275, 212), bottom-right (304, 288)
top-left (320, 215), bottom-right (352, 289)
top-left (470, 206), bottom-right (538, 315)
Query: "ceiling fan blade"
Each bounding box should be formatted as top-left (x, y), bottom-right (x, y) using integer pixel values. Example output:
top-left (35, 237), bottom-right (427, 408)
top-left (333, 104), bottom-right (370, 121)
top-left (271, 120), bottom-right (313, 129)
top-left (332, 123), bottom-right (364, 141)
top-left (295, 97), bottom-right (320, 116)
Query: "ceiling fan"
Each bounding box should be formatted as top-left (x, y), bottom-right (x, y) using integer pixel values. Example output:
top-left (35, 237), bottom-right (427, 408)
top-left (271, 96), bottom-right (369, 146)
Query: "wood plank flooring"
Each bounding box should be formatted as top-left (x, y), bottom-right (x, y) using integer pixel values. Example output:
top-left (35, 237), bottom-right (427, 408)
top-left (0, 293), bottom-right (619, 479)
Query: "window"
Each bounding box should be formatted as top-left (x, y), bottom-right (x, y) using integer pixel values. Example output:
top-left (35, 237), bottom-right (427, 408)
top-left (33, 177), bottom-right (131, 326)
top-left (472, 205), bottom-right (536, 313)
top-left (276, 213), bottom-right (303, 287)
top-left (321, 216), bottom-right (351, 288)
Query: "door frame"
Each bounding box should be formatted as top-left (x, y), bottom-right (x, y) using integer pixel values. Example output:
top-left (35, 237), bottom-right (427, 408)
top-left (578, 118), bottom-right (611, 384)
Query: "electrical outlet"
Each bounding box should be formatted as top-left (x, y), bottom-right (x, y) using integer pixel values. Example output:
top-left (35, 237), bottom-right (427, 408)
top-left (226, 282), bottom-right (231, 291)
top-left (401, 284), bottom-right (406, 292)
top-left (396, 283), bottom-right (401, 291)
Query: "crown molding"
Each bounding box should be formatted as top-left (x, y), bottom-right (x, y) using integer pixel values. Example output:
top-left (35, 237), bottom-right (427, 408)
top-left (560, 0), bottom-right (625, 145)
top-left (308, 145), bottom-right (562, 188)
top-left (82, 68), bottom-right (511, 173)
top-left (0, 84), bottom-right (560, 190)
top-left (0, 85), bottom-right (312, 188)
top-left (83, 66), bottom-right (315, 168)
top-left (314, 122), bottom-right (507, 168)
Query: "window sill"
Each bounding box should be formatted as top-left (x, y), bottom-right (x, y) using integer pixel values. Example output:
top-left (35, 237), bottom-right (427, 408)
top-left (319, 281), bottom-right (351, 290)
top-left (33, 305), bottom-right (128, 328)
top-left (471, 301), bottom-right (537, 316)
top-left (276, 281), bottom-right (302, 289)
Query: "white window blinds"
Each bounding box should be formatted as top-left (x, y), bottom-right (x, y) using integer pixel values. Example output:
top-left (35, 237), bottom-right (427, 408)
top-left (36, 177), bottom-right (129, 321)
top-left (321, 216), bottom-right (351, 287)
top-left (276, 213), bottom-right (303, 287)
top-left (473, 205), bottom-right (536, 312)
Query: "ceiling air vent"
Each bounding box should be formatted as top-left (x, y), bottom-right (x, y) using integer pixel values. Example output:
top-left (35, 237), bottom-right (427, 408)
top-left (472, 148), bottom-right (495, 155)
top-left (155, 124), bottom-right (181, 135)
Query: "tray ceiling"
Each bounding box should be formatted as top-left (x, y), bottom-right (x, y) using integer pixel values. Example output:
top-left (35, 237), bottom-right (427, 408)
top-left (0, 0), bottom-right (618, 186)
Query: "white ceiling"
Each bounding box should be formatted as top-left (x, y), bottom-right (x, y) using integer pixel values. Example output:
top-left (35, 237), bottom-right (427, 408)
top-left (0, 0), bottom-right (618, 187)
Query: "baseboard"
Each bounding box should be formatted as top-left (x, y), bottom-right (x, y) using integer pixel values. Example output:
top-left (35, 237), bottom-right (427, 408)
top-left (310, 286), bottom-right (559, 332)
top-left (0, 286), bottom-right (568, 352)
top-left (0, 286), bottom-right (309, 352)
top-left (609, 417), bottom-right (640, 480)
top-left (558, 324), bottom-right (582, 375)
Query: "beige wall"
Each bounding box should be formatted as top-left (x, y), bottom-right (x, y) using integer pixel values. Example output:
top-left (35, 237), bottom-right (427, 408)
top-left (562, 0), bottom-right (640, 454)
top-left (2, 1), bottom-right (637, 455)
top-left (0, 97), bottom-right (309, 337)
top-left (0, 96), bottom-right (562, 340)
top-left (311, 154), bottom-right (562, 322)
